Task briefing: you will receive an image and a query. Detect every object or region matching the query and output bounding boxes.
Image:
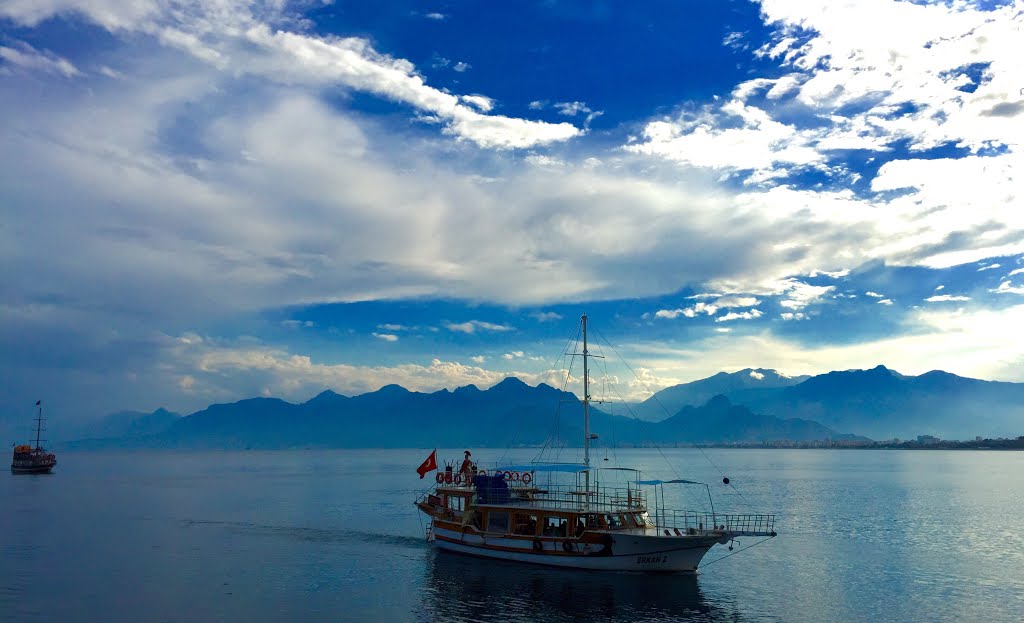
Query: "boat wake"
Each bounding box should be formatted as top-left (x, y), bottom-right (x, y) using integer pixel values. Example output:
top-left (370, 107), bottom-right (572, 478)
top-left (179, 519), bottom-right (427, 548)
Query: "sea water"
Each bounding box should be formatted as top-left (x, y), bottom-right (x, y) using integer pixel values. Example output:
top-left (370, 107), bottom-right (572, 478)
top-left (2, 448), bottom-right (1022, 622)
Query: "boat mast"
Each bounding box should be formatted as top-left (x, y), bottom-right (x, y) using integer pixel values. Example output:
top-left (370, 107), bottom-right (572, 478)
top-left (582, 314), bottom-right (590, 470)
top-left (34, 401), bottom-right (43, 450)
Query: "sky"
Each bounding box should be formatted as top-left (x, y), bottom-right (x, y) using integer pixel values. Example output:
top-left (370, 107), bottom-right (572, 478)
top-left (2, 0), bottom-right (1024, 423)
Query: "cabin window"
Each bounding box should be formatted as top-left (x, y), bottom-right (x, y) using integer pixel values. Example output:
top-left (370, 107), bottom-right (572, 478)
top-left (584, 513), bottom-right (600, 528)
top-left (487, 511), bottom-right (510, 533)
top-left (621, 514), bottom-right (638, 528)
top-left (513, 514), bottom-right (538, 535)
top-left (639, 512), bottom-right (656, 527)
top-left (604, 514), bottom-right (621, 529)
top-left (543, 517), bottom-right (568, 537)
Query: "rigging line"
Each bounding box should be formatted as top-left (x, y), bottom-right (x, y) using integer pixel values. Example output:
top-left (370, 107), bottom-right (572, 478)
top-left (601, 376), bottom-right (710, 514)
top-left (697, 535), bottom-right (776, 570)
top-left (537, 319), bottom-right (583, 464)
top-left (591, 326), bottom-right (753, 510)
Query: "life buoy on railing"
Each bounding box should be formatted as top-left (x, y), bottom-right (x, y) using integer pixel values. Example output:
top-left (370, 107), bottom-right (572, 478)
top-left (510, 471), bottom-right (521, 482)
top-left (444, 472), bottom-right (453, 484)
top-left (521, 472), bottom-right (532, 485)
top-left (532, 538), bottom-right (543, 552)
top-left (454, 473), bottom-right (463, 484)
top-left (435, 472), bottom-right (445, 484)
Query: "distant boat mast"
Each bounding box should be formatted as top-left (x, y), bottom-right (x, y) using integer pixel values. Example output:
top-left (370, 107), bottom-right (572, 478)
top-left (34, 401), bottom-right (44, 450)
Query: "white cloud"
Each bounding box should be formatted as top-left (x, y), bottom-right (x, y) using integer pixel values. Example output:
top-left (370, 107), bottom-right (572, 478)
top-left (716, 309), bottom-right (763, 322)
top-left (865, 292), bottom-right (885, 298)
top-left (452, 61), bottom-right (470, 72)
top-left (749, 370), bottom-right (764, 380)
top-left (0, 42), bottom-right (81, 78)
top-left (372, 332), bottom-right (398, 342)
top-left (524, 154), bottom-right (566, 167)
top-left (655, 302), bottom-right (718, 319)
top-left (633, 304), bottom-right (1024, 392)
top-left (878, 299), bottom-right (894, 305)
top-left (502, 351), bottom-right (524, 360)
top-left (444, 320), bottom-right (514, 334)
top-left (1009, 268), bottom-right (1024, 277)
top-left (0, 2), bottom-right (580, 151)
top-left (553, 100), bottom-right (603, 126)
top-left (424, 12), bottom-right (445, 20)
top-left (925, 295), bottom-right (970, 303)
top-left (978, 263), bottom-right (1001, 272)
top-left (992, 281), bottom-right (1024, 295)
top-left (377, 324), bottom-right (407, 331)
top-left (460, 94), bottom-right (494, 113)
top-left (625, 100), bottom-right (824, 176)
top-left (780, 312), bottom-right (807, 321)
top-left (623, 0), bottom-right (1024, 273)
top-left (530, 311), bottom-right (562, 322)
top-left (470, 355), bottom-right (485, 364)
top-left (769, 279), bottom-right (834, 310)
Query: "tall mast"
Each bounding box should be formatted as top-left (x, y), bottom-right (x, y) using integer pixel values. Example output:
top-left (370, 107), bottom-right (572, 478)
top-left (582, 314), bottom-right (590, 469)
top-left (34, 401), bottom-right (43, 450)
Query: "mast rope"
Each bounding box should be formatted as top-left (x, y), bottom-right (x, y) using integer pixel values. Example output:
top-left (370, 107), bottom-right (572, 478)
top-left (591, 326), bottom-right (753, 510)
top-left (697, 535), bottom-right (775, 570)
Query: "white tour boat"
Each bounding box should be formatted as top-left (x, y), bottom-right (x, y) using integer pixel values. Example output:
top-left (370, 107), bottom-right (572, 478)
top-left (415, 315), bottom-right (776, 572)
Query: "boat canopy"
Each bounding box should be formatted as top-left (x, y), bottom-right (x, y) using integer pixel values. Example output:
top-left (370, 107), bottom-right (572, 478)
top-left (493, 464), bottom-right (646, 475)
top-left (493, 463), bottom-right (587, 473)
top-left (636, 479), bottom-right (705, 485)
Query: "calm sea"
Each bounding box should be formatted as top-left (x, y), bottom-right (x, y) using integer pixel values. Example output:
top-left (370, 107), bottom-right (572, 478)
top-left (2, 448), bottom-right (1022, 622)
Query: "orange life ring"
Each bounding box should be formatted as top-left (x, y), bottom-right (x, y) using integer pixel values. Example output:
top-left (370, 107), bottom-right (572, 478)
top-left (444, 472), bottom-right (453, 484)
top-left (454, 473), bottom-right (463, 484)
top-left (510, 471), bottom-right (521, 482)
top-left (435, 472), bottom-right (444, 484)
top-left (521, 472), bottom-right (532, 485)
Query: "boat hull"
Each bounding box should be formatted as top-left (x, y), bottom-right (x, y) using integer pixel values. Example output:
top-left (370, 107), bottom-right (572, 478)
top-left (431, 523), bottom-right (718, 572)
top-left (11, 459), bottom-right (56, 474)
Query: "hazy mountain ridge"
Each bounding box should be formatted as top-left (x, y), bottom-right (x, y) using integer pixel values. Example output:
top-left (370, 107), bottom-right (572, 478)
top-left (59, 365), bottom-right (1024, 449)
top-left (642, 366), bottom-right (1024, 440)
top-left (630, 368), bottom-right (811, 421)
top-left (62, 377), bottom-right (854, 449)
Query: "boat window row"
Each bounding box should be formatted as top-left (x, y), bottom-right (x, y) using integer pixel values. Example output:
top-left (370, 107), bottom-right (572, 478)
top-left (483, 511), bottom-right (653, 535)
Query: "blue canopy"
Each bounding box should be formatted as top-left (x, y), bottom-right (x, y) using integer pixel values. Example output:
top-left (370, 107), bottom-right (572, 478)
top-left (492, 463), bottom-right (587, 473)
top-left (636, 479), bottom-right (705, 485)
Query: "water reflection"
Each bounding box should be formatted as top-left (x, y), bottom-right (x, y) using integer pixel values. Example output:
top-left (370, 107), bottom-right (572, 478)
top-left (419, 550), bottom-right (741, 622)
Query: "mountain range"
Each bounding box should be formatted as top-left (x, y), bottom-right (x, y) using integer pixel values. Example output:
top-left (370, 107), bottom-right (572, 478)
top-left (62, 377), bottom-right (857, 450)
top-left (54, 365), bottom-right (1024, 449)
top-left (639, 365), bottom-right (1024, 440)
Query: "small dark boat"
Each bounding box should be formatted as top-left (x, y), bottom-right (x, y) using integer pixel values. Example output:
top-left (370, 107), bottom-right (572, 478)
top-left (11, 401), bottom-right (57, 474)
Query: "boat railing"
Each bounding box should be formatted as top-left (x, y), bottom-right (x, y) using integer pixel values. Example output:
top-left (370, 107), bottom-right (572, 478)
top-left (657, 509), bottom-right (776, 537)
top-left (474, 483), bottom-right (648, 512)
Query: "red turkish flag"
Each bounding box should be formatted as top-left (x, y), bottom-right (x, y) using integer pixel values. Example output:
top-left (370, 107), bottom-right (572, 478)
top-left (416, 449), bottom-right (437, 479)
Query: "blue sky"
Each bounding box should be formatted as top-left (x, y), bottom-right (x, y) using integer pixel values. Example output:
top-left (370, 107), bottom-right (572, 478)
top-left (2, 0), bottom-right (1024, 421)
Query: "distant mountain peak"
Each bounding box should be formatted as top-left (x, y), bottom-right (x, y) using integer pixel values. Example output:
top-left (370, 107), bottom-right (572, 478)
top-left (705, 394), bottom-right (732, 408)
top-left (308, 389), bottom-right (346, 402)
top-left (491, 377), bottom-right (528, 390)
top-left (376, 384), bottom-right (410, 394)
top-left (453, 384), bottom-right (482, 395)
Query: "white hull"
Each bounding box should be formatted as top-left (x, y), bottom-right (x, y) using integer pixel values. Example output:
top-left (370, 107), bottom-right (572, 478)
top-left (431, 524), bottom-right (718, 572)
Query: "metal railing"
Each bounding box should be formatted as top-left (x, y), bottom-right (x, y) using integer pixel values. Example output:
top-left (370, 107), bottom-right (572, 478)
top-left (656, 510), bottom-right (776, 536)
top-left (474, 484), bottom-right (648, 512)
